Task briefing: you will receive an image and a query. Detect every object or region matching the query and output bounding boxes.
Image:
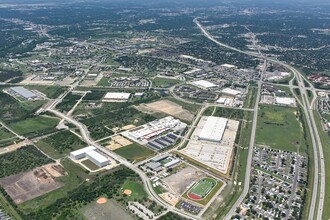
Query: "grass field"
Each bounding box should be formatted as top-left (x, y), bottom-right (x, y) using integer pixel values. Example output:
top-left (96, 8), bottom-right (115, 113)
top-left (9, 116), bottom-right (59, 137)
top-left (255, 105), bottom-right (306, 153)
top-left (164, 97), bottom-right (201, 113)
top-left (183, 177), bottom-right (223, 206)
top-left (0, 127), bottom-right (14, 139)
top-left (81, 159), bottom-right (100, 171)
top-left (113, 143), bottom-right (155, 162)
top-left (36, 130), bottom-right (86, 159)
top-left (152, 77), bottom-right (182, 88)
top-left (121, 180), bottom-right (147, 200)
top-left (189, 177), bottom-right (217, 199)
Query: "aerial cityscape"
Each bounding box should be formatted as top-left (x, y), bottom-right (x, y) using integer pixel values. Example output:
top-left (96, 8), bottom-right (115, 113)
top-left (0, 0), bottom-right (329, 219)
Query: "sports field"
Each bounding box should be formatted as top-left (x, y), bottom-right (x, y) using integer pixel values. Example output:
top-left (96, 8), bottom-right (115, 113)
top-left (187, 177), bottom-right (217, 200)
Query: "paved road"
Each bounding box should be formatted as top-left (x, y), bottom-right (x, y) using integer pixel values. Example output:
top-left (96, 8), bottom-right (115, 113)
top-left (46, 102), bottom-right (201, 220)
top-left (194, 18), bottom-right (324, 220)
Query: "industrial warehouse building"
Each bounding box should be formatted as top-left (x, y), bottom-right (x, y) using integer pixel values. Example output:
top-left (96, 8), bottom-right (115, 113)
top-left (221, 87), bottom-right (241, 96)
top-left (198, 116), bottom-right (228, 142)
top-left (70, 146), bottom-right (109, 168)
top-left (103, 92), bottom-right (131, 102)
top-left (9, 86), bottom-right (38, 100)
top-left (192, 80), bottom-right (217, 89)
top-left (70, 146), bottom-right (96, 160)
top-left (86, 150), bottom-right (109, 167)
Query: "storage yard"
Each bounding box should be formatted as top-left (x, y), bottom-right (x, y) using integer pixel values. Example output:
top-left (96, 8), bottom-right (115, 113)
top-left (180, 116), bottom-right (239, 174)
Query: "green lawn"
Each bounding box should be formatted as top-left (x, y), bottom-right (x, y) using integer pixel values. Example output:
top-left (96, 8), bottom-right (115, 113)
top-left (121, 180), bottom-right (147, 200)
top-left (255, 105), bottom-right (306, 153)
top-left (97, 77), bottom-right (111, 86)
top-left (9, 116), bottom-right (59, 137)
top-left (36, 130), bottom-right (86, 159)
top-left (0, 127), bottom-right (14, 139)
top-left (152, 77), bottom-right (182, 88)
top-left (114, 143), bottom-right (155, 162)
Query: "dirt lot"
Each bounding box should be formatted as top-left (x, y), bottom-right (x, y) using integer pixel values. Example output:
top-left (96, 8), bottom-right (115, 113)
top-left (0, 163), bottom-right (66, 204)
top-left (0, 140), bottom-right (29, 155)
top-left (163, 166), bottom-right (206, 196)
top-left (106, 135), bottom-right (132, 150)
top-left (138, 100), bottom-right (194, 122)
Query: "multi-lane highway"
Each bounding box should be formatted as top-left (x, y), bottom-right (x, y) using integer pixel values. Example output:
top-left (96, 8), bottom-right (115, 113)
top-left (194, 18), bottom-right (325, 220)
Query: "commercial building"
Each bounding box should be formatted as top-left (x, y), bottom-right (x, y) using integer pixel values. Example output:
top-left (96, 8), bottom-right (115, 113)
top-left (103, 92), bottom-right (131, 102)
top-left (85, 150), bottom-right (109, 167)
top-left (198, 116), bottom-right (228, 142)
top-left (10, 87), bottom-right (38, 100)
top-left (192, 80), bottom-right (217, 89)
top-left (221, 88), bottom-right (241, 96)
top-left (70, 146), bottom-right (109, 168)
top-left (275, 97), bottom-right (296, 106)
top-left (146, 162), bottom-right (163, 173)
top-left (164, 159), bottom-right (181, 168)
top-left (70, 146), bottom-right (96, 160)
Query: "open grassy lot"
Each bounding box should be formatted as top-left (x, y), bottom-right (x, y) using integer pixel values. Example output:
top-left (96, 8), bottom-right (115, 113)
top-left (9, 115), bottom-right (59, 137)
top-left (152, 77), bottom-right (182, 88)
top-left (164, 97), bottom-right (201, 113)
top-left (243, 86), bottom-right (257, 108)
top-left (255, 105), bottom-right (306, 153)
top-left (114, 143), bottom-right (155, 162)
top-left (0, 126), bottom-right (14, 139)
top-left (36, 130), bottom-right (86, 159)
top-left (204, 106), bottom-right (245, 120)
top-left (0, 145), bottom-right (53, 179)
top-left (25, 85), bottom-right (67, 99)
top-left (121, 180), bottom-right (148, 200)
top-left (0, 92), bottom-right (43, 123)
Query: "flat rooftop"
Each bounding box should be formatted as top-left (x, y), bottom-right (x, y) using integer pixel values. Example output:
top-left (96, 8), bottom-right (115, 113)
top-left (10, 86), bottom-right (38, 99)
top-left (192, 80), bottom-right (217, 88)
top-left (70, 146), bottom-right (96, 157)
top-left (86, 150), bottom-right (109, 163)
top-left (104, 92), bottom-right (131, 100)
top-left (198, 116), bottom-right (228, 142)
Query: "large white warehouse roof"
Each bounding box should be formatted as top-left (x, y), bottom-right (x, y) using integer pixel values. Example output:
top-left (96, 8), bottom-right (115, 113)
top-left (192, 80), bottom-right (217, 89)
top-left (104, 92), bottom-right (131, 100)
top-left (70, 146), bottom-right (96, 157)
top-left (221, 88), bottom-right (241, 96)
top-left (10, 87), bottom-right (38, 99)
top-left (85, 150), bottom-right (109, 164)
top-left (198, 116), bottom-right (228, 142)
